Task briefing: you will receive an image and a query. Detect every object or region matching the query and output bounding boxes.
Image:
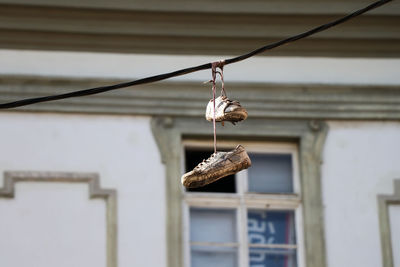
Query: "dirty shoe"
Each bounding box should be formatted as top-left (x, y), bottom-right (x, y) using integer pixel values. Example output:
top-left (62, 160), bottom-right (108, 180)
top-left (206, 95), bottom-right (248, 124)
top-left (182, 145), bottom-right (252, 188)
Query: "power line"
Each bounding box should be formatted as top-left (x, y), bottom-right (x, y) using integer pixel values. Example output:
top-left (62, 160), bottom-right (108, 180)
top-left (0, 0), bottom-right (392, 110)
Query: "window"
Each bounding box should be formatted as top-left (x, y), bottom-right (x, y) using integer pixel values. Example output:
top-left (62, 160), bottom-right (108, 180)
top-left (183, 141), bottom-right (304, 267)
top-left (152, 116), bottom-right (326, 267)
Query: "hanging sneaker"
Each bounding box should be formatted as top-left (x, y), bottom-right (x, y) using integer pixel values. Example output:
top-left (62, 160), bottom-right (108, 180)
top-left (205, 95), bottom-right (248, 124)
top-left (182, 145), bottom-right (252, 188)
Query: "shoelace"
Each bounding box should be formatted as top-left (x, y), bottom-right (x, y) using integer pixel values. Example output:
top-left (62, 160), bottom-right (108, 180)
top-left (211, 60), bottom-right (226, 153)
top-left (195, 153), bottom-right (217, 169)
top-left (211, 62), bottom-right (219, 153)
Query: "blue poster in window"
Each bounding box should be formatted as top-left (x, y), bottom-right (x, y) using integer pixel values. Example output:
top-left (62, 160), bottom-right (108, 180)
top-left (247, 210), bottom-right (296, 267)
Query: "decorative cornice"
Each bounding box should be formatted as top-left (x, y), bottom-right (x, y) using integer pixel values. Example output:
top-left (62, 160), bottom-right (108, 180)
top-left (0, 0), bottom-right (398, 15)
top-left (0, 171), bottom-right (118, 267)
top-left (1, 75), bottom-right (400, 120)
top-left (0, 2), bottom-right (398, 57)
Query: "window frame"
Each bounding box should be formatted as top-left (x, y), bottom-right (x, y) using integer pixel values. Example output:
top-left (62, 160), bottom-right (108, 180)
top-left (151, 116), bottom-right (328, 267)
top-left (378, 179), bottom-right (400, 267)
top-left (182, 140), bottom-right (305, 267)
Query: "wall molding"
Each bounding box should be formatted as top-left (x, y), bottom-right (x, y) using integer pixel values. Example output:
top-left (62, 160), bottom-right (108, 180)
top-left (0, 0), bottom-right (398, 15)
top-left (0, 2), bottom-right (398, 57)
top-left (151, 116), bottom-right (328, 267)
top-left (1, 75), bottom-right (400, 120)
top-left (0, 171), bottom-right (118, 267)
top-left (378, 179), bottom-right (400, 267)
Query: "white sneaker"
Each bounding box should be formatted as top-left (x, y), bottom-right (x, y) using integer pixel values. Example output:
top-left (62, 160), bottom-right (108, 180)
top-left (206, 95), bottom-right (248, 124)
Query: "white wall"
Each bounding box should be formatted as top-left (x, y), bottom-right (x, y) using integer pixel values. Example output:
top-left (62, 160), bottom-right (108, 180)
top-left (0, 112), bottom-right (166, 267)
top-left (0, 49), bottom-right (400, 85)
top-left (1, 49), bottom-right (400, 267)
top-left (322, 121), bottom-right (400, 267)
top-left (0, 182), bottom-right (107, 267)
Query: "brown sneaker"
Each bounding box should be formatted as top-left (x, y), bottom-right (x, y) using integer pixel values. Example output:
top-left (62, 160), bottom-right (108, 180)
top-left (182, 145), bottom-right (252, 188)
top-left (205, 95), bottom-right (248, 124)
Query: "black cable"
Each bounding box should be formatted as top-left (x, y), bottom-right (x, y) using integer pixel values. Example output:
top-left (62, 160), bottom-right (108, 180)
top-left (0, 0), bottom-right (392, 109)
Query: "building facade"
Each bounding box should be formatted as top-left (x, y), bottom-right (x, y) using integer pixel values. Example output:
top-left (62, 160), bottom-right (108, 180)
top-left (0, 1), bottom-right (399, 267)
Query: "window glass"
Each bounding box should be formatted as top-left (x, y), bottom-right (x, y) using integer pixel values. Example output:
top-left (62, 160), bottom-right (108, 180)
top-left (191, 246), bottom-right (238, 267)
top-left (190, 208), bottom-right (238, 267)
top-left (248, 210), bottom-right (296, 245)
top-left (248, 210), bottom-right (297, 267)
top-left (248, 154), bottom-right (293, 193)
top-left (249, 248), bottom-right (297, 267)
top-left (190, 208), bottom-right (237, 243)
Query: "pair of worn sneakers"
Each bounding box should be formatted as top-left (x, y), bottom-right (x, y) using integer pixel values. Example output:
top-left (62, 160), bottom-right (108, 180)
top-left (181, 95), bottom-right (252, 188)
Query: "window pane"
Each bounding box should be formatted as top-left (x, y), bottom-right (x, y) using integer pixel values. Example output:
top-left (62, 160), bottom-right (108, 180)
top-left (190, 208), bottom-right (236, 243)
top-left (247, 210), bottom-right (296, 245)
top-left (248, 154), bottom-right (293, 193)
top-left (249, 248), bottom-right (297, 267)
top-left (191, 246), bottom-right (238, 267)
top-left (185, 148), bottom-right (236, 193)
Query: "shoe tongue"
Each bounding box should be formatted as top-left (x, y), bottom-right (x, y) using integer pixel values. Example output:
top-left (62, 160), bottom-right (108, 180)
top-left (215, 151), bottom-right (226, 157)
top-left (215, 96), bottom-right (224, 107)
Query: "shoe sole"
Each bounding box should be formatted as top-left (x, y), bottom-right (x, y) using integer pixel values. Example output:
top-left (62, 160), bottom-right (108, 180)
top-left (206, 107), bottom-right (248, 123)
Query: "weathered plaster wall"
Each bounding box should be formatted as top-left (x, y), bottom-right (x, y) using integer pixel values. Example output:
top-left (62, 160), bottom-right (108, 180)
top-left (1, 49), bottom-right (400, 267)
top-left (322, 121), bottom-right (400, 267)
top-left (0, 49), bottom-right (400, 85)
top-left (0, 182), bottom-right (107, 267)
top-left (0, 112), bottom-right (166, 267)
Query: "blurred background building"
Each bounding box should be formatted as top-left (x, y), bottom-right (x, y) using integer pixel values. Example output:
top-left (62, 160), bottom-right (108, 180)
top-left (0, 0), bottom-right (399, 267)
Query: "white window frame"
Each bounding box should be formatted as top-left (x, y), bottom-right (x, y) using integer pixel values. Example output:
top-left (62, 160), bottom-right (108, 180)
top-left (182, 140), bottom-right (305, 267)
